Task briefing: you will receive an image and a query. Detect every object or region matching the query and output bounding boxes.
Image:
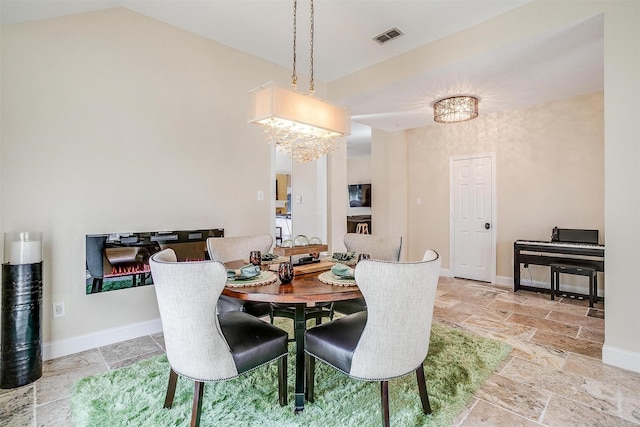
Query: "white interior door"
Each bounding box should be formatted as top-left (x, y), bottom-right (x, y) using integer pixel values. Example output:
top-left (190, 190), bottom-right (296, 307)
top-left (451, 155), bottom-right (495, 282)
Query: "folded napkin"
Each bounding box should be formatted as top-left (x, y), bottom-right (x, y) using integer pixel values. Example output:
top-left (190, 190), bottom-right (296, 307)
top-left (331, 263), bottom-right (355, 279)
top-left (227, 264), bottom-right (260, 280)
top-left (261, 253), bottom-right (279, 261)
top-left (332, 251), bottom-right (356, 261)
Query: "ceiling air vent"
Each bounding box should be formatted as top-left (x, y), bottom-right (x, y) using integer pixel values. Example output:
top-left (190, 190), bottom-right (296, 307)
top-left (373, 27), bottom-right (404, 45)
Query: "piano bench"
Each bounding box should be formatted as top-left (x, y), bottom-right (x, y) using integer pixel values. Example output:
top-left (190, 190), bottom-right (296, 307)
top-left (550, 264), bottom-right (597, 308)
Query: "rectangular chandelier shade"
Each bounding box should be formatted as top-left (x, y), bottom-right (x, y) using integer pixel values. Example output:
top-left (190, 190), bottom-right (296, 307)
top-left (248, 82), bottom-right (351, 139)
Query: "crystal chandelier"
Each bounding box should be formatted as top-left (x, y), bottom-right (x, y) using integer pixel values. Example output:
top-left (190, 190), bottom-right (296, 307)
top-left (248, 0), bottom-right (351, 163)
top-left (433, 96), bottom-right (479, 123)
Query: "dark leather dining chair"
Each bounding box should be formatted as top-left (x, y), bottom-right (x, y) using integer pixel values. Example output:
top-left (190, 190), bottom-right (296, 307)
top-left (149, 249), bottom-right (288, 427)
top-left (305, 250), bottom-right (441, 427)
top-left (331, 233), bottom-right (403, 316)
top-left (206, 234), bottom-right (273, 317)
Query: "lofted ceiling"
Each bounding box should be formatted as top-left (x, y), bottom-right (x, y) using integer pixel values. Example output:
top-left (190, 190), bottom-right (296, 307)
top-left (1, 0), bottom-right (604, 156)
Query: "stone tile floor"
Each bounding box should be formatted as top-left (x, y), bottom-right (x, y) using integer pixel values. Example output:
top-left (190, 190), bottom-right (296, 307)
top-left (1, 277), bottom-right (639, 426)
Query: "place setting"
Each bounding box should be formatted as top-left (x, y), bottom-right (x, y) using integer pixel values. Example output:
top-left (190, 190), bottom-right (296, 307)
top-left (322, 251), bottom-right (357, 265)
top-left (226, 251), bottom-right (278, 287)
top-left (318, 253), bottom-right (369, 286)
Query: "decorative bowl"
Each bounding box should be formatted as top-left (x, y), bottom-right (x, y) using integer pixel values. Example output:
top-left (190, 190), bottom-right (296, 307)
top-left (294, 235), bottom-right (310, 247)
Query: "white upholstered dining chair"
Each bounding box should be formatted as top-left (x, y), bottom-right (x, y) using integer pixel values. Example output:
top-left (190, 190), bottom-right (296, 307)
top-left (305, 250), bottom-right (441, 427)
top-left (149, 249), bottom-right (288, 427)
top-left (343, 233), bottom-right (402, 261)
top-left (332, 233), bottom-right (403, 316)
top-left (206, 234), bottom-right (273, 316)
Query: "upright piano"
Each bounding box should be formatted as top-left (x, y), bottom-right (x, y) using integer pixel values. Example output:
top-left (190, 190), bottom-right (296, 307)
top-left (513, 228), bottom-right (604, 295)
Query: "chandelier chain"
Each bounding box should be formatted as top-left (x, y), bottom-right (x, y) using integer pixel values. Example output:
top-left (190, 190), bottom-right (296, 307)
top-left (291, 0), bottom-right (297, 89)
top-left (309, 0), bottom-right (314, 93)
top-left (249, 0), bottom-right (349, 163)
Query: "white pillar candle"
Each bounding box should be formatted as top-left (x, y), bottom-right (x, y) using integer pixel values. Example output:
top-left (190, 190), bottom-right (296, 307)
top-left (10, 241), bottom-right (42, 264)
top-left (4, 231), bottom-right (43, 264)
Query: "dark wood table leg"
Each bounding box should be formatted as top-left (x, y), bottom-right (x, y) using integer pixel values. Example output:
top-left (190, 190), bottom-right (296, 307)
top-left (294, 303), bottom-right (306, 414)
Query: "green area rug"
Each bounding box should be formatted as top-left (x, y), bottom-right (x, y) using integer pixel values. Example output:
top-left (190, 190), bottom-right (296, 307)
top-left (71, 322), bottom-right (510, 426)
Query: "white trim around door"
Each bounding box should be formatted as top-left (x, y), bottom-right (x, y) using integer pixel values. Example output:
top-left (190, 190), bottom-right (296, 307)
top-left (449, 153), bottom-right (497, 283)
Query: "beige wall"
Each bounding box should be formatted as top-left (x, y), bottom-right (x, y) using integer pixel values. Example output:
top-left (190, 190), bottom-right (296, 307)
top-left (331, 0), bottom-right (639, 371)
top-left (0, 8), bottom-right (294, 350)
top-left (327, 144), bottom-right (348, 253)
top-left (406, 92), bottom-right (604, 279)
top-left (290, 157), bottom-right (326, 242)
top-left (371, 129), bottom-right (408, 260)
top-left (347, 156), bottom-right (372, 184)
top-left (601, 1), bottom-right (640, 367)
top-left (2, 1), bottom-right (638, 371)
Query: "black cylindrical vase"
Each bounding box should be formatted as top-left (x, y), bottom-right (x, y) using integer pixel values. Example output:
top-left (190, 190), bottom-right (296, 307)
top-left (1, 262), bottom-right (43, 389)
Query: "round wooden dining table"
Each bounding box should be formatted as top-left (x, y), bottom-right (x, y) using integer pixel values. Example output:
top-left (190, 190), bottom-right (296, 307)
top-left (223, 260), bottom-right (361, 413)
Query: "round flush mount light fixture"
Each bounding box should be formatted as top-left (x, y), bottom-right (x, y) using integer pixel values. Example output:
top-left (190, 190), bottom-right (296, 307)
top-left (433, 96), bottom-right (479, 123)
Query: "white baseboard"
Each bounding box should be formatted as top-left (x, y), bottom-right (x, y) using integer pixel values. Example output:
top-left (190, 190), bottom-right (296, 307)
top-left (444, 272), bottom-right (545, 291)
top-left (603, 344), bottom-right (640, 373)
top-left (444, 273), bottom-right (638, 374)
top-left (39, 268), bottom-right (457, 361)
top-left (43, 318), bottom-right (163, 361)
top-left (439, 268), bottom-right (452, 277)
top-left (495, 275), bottom-right (598, 297)
top-left (496, 275), bottom-right (513, 287)
top-left (39, 273), bottom-right (610, 363)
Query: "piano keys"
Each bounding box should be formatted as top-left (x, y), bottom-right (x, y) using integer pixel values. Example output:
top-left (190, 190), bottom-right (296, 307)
top-left (513, 239), bottom-right (604, 294)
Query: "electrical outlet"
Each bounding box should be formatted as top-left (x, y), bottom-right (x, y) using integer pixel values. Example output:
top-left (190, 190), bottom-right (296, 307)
top-left (53, 301), bottom-right (65, 318)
